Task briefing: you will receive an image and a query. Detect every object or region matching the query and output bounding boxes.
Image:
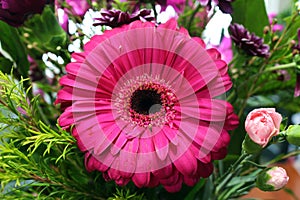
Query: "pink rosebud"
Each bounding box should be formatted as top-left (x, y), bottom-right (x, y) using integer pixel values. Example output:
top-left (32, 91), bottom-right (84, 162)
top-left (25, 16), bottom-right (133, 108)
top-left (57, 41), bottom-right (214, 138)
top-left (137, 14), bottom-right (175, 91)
top-left (245, 108), bottom-right (282, 147)
top-left (256, 166), bottom-right (289, 191)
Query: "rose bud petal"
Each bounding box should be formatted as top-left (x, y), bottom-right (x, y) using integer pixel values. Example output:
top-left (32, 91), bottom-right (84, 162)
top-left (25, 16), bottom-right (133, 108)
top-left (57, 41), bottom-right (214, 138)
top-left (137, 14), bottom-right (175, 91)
top-left (256, 166), bottom-right (289, 191)
top-left (245, 108), bottom-right (282, 147)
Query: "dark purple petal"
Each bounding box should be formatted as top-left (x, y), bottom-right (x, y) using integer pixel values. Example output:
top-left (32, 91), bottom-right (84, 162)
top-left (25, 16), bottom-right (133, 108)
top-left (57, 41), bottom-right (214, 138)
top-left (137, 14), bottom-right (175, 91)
top-left (93, 9), bottom-right (154, 28)
top-left (0, 0), bottom-right (47, 27)
top-left (230, 23), bottom-right (270, 57)
top-left (201, 0), bottom-right (234, 14)
top-left (276, 70), bottom-right (290, 82)
top-left (218, 0), bottom-right (233, 14)
top-left (293, 28), bottom-right (300, 52)
top-left (294, 73), bottom-right (300, 97)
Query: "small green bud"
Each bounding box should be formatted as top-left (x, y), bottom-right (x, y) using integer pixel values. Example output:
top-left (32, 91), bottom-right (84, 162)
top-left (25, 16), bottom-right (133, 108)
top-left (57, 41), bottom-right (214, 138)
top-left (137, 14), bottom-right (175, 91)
top-left (286, 125), bottom-right (300, 146)
top-left (242, 135), bottom-right (263, 154)
top-left (263, 26), bottom-right (269, 34)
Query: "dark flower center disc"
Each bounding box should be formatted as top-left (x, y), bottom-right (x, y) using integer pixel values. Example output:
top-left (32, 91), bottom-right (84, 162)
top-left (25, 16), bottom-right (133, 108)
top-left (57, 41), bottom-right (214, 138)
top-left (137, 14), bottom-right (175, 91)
top-left (130, 89), bottom-right (162, 115)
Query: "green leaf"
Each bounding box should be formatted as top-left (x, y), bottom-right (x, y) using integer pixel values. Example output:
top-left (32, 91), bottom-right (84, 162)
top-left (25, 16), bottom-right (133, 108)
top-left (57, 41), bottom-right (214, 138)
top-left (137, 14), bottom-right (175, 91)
top-left (231, 0), bottom-right (269, 36)
top-left (0, 21), bottom-right (29, 77)
top-left (0, 57), bottom-right (13, 73)
top-left (281, 14), bottom-right (300, 44)
top-left (184, 179), bottom-right (205, 200)
top-left (22, 6), bottom-right (67, 54)
top-left (247, 95), bottom-right (276, 107)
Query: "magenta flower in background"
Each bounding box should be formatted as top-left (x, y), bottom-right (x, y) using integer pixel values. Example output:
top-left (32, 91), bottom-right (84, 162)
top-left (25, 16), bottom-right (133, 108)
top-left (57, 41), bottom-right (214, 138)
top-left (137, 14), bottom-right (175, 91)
top-left (245, 108), bottom-right (282, 147)
top-left (0, 0), bottom-right (48, 26)
top-left (55, 19), bottom-right (239, 192)
top-left (55, 0), bottom-right (92, 32)
top-left (230, 23), bottom-right (270, 58)
top-left (212, 36), bottom-right (233, 63)
top-left (163, 0), bottom-right (186, 12)
top-left (65, 0), bottom-right (91, 17)
top-left (268, 13), bottom-right (284, 32)
top-left (93, 9), bottom-right (155, 28)
top-left (199, 0), bottom-right (235, 14)
top-left (58, 9), bottom-right (69, 32)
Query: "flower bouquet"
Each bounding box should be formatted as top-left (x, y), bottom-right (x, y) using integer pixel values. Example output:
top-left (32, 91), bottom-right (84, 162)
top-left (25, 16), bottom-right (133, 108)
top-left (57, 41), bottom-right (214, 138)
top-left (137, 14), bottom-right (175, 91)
top-left (0, 0), bottom-right (300, 199)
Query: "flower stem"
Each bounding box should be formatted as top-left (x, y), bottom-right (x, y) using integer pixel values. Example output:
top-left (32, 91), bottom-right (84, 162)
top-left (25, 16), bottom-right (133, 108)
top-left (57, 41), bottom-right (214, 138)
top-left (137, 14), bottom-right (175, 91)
top-left (272, 11), bottom-right (299, 52)
top-left (237, 60), bottom-right (268, 118)
top-left (264, 62), bottom-right (298, 72)
top-left (151, 3), bottom-right (158, 20)
top-left (242, 160), bottom-right (266, 169)
top-left (214, 152), bottom-right (249, 196)
top-left (187, 3), bottom-right (202, 32)
top-left (267, 149), bottom-right (300, 165)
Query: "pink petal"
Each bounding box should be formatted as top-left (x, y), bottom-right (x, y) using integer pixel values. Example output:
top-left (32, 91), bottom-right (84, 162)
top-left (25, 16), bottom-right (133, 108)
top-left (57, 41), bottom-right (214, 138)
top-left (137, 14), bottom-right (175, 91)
top-left (158, 18), bottom-right (178, 30)
top-left (58, 107), bottom-right (74, 128)
top-left (160, 168), bottom-right (180, 185)
top-left (132, 172), bottom-right (151, 188)
top-left (172, 149), bottom-right (198, 176)
top-left (162, 126), bottom-right (179, 145)
top-left (183, 176), bottom-right (199, 186)
top-left (152, 164), bottom-right (174, 179)
top-left (153, 133), bottom-right (169, 160)
top-left (196, 161), bottom-right (213, 178)
top-left (163, 175), bottom-right (183, 192)
top-left (207, 48), bottom-right (221, 60)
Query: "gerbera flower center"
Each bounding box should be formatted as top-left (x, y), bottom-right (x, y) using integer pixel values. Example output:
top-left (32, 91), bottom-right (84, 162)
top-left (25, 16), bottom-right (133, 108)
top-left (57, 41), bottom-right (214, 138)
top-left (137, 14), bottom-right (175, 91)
top-left (130, 89), bottom-right (162, 115)
top-left (114, 74), bottom-right (178, 128)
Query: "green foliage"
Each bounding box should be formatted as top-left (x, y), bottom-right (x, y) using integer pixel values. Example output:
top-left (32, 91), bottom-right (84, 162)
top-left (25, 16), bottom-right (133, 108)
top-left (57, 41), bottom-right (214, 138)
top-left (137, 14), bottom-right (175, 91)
top-left (108, 188), bottom-right (144, 200)
top-left (21, 6), bottom-right (68, 56)
top-left (0, 57), bottom-right (13, 74)
top-left (178, 5), bottom-right (208, 37)
top-left (231, 0), bottom-right (269, 36)
top-left (0, 21), bottom-right (29, 78)
top-left (280, 13), bottom-right (300, 46)
top-left (112, 0), bottom-right (131, 12)
top-left (0, 71), bottom-right (138, 199)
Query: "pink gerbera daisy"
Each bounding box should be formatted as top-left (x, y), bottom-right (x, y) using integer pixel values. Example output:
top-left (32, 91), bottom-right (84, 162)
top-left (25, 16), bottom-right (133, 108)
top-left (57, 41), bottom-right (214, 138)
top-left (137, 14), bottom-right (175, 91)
top-left (55, 19), bottom-right (239, 192)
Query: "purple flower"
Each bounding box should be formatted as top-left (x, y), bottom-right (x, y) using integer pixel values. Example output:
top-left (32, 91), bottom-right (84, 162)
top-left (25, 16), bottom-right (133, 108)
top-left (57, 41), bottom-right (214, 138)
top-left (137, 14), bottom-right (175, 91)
top-left (293, 29), bottom-right (300, 97)
top-left (199, 0), bottom-right (234, 14)
top-left (0, 0), bottom-right (48, 27)
top-left (93, 9), bottom-right (155, 28)
top-left (230, 23), bottom-right (270, 58)
top-left (293, 29), bottom-right (300, 53)
top-left (125, 0), bottom-right (185, 13)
